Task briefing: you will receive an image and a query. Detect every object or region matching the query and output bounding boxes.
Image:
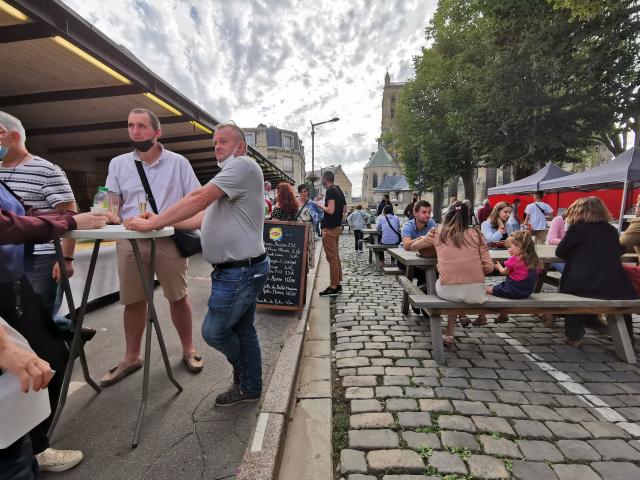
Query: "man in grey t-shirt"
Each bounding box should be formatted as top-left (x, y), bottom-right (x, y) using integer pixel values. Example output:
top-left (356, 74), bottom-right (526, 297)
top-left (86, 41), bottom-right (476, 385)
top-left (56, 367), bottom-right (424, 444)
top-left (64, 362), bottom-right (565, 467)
top-left (124, 122), bottom-right (269, 407)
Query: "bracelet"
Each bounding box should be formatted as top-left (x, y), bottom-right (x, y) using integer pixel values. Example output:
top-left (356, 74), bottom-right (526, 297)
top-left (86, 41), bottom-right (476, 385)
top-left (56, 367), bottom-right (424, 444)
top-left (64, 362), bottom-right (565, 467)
top-left (64, 256), bottom-right (75, 261)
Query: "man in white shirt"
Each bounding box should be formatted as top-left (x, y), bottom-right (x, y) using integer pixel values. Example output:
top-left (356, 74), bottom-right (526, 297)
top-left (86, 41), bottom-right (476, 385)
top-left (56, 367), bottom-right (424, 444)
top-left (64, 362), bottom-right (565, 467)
top-left (102, 109), bottom-right (203, 386)
top-left (524, 191), bottom-right (554, 244)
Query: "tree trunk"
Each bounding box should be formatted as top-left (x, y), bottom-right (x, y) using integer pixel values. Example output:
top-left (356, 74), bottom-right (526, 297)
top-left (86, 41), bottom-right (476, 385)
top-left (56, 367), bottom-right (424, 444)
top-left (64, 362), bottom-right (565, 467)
top-left (447, 179), bottom-right (458, 202)
top-left (461, 168), bottom-right (476, 206)
top-left (432, 182), bottom-right (445, 223)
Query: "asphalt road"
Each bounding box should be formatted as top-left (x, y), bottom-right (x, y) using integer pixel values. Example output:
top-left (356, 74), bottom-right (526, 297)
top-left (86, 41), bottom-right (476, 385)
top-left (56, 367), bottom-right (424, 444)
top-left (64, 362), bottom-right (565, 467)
top-left (42, 254), bottom-right (297, 480)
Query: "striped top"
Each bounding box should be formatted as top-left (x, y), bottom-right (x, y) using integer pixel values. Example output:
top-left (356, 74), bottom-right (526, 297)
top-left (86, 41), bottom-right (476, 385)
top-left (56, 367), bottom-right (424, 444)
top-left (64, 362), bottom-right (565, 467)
top-left (0, 156), bottom-right (75, 254)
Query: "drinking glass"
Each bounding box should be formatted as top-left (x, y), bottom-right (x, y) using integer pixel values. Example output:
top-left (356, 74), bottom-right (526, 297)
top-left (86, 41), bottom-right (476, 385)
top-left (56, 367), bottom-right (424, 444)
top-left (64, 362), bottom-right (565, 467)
top-left (137, 194), bottom-right (147, 217)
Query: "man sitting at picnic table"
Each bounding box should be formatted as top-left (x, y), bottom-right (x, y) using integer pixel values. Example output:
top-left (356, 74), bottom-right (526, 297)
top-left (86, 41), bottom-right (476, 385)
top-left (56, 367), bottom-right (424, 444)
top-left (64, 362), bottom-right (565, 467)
top-left (400, 200), bottom-right (437, 286)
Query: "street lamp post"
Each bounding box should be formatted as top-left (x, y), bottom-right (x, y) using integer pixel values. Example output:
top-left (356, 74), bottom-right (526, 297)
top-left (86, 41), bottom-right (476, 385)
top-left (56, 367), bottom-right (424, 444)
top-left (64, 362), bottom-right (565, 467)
top-left (310, 117), bottom-right (339, 197)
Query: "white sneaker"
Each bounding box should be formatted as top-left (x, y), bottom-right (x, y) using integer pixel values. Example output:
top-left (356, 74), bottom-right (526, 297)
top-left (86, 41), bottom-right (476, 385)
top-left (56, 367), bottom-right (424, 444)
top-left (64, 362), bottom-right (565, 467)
top-left (35, 448), bottom-right (83, 472)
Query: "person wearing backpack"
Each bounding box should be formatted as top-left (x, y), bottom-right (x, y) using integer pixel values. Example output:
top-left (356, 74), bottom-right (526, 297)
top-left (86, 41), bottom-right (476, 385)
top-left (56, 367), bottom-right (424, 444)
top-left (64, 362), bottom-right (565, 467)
top-left (375, 205), bottom-right (401, 269)
top-left (347, 204), bottom-right (370, 252)
top-left (523, 191), bottom-right (554, 244)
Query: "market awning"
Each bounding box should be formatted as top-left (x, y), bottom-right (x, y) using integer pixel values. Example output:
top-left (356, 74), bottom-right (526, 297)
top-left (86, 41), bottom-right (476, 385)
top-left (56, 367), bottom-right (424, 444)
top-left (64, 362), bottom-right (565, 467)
top-left (488, 162), bottom-right (570, 195)
top-left (539, 147), bottom-right (640, 192)
top-left (1, 0), bottom-right (292, 207)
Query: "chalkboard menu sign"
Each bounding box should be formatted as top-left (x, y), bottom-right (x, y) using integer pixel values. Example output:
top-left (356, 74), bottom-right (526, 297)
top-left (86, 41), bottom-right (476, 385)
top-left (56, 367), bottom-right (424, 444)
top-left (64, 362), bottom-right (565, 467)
top-left (258, 220), bottom-right (309, 311)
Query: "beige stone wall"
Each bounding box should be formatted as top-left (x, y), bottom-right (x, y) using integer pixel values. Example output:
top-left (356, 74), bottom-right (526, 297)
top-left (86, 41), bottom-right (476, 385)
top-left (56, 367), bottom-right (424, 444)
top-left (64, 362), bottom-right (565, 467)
top-left (333, 167), bottom-right (353, 204)
top-left (266, 149), bottom-right (305, 186)
top-left (361, 165), bottom-right (402, 205)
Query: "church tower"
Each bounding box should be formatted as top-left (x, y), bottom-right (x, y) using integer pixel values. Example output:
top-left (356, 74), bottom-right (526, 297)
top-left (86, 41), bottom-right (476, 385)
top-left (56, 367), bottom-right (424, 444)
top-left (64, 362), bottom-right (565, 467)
top-left (380, 71), bottom-right (405, 141)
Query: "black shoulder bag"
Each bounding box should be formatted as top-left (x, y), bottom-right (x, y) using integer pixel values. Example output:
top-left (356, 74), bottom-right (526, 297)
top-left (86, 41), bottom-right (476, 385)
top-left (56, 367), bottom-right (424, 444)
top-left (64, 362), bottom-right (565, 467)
top-left (134, 161), bottom-right (202, 258)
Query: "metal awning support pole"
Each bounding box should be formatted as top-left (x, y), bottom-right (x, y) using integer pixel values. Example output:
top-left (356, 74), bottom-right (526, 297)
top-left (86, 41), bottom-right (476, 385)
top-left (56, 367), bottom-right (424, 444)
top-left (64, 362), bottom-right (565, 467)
top-left (619, 180), bottom-right (631, 233)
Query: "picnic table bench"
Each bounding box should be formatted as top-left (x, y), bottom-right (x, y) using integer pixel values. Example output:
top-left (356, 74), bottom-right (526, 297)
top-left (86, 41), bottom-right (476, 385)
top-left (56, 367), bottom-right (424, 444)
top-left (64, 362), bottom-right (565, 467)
top-left (364, 243), bottom-right (398, 272)
top-left (402, 286), bottom-right (640, 365)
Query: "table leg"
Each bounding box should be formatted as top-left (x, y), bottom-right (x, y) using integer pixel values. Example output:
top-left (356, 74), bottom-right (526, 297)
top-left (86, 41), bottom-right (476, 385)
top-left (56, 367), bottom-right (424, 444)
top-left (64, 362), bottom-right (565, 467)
top-left (426, 267), bottom-right (437, 294)
top-left (428, 313), bottom-right (445, 364)
top-left (130, 239), bottom-right (183, 448)
top-left (47, 239), bottom-right (101, 439)
top-left (534, 266), bottom-right (549, 293)
top-left (401, 265), bottom-right (415, 315)
top-left (607, 314), bottom-right (637, 364)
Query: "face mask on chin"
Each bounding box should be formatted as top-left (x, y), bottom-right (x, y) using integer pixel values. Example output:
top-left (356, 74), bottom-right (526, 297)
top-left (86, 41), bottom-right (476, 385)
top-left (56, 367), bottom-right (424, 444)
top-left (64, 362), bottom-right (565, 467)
top-left (131, 137), bottom-right (155, 152)
top-left (0, 146), bottom-right (8, 160)
top-left (221, 144), bottom-right (239, 163)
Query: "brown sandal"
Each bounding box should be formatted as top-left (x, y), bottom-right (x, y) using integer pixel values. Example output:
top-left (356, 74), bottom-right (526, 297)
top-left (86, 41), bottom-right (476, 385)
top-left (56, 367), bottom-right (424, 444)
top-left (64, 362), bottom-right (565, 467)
top-left (100, 358), bottom-right (143, 387)
top-left (183, 353), bottom-right (204, 373)
top-left (458, 315), bottom-right (471, 327)
top-left (443, 335), bottom-right (455, 348)
top-left (472, 316), bottom-right (488, 326)
top-left (494, 314), bottom-right (509, 324)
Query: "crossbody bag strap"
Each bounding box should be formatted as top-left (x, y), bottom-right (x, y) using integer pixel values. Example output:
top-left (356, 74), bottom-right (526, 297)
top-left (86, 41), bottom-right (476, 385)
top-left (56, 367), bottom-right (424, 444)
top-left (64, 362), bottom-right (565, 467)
top-left (535, 202), bottom-right (547, 215)
top-left (134, 160), bottom-right (159, 214)
top-left (296, 199), bottom-right (309, 220)
top-left (0, 178), bottom-right (23, 204)
top-left (384, 214), bottom-right (402, 243)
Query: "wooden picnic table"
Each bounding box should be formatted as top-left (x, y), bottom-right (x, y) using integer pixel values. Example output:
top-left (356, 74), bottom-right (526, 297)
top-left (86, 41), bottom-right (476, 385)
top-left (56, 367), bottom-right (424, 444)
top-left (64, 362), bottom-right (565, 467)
top-left (389, 246), bottom-right (639, 314)
top-left (362, 227), bottom-right (379, 263)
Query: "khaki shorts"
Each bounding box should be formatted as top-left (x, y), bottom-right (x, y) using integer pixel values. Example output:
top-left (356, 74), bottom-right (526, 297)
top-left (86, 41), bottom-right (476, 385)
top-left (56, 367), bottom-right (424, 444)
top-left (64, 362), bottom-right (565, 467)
top-left (116, 238), bottom-right (188, 305)
top-left (436, 279), bottom-right (487, 304)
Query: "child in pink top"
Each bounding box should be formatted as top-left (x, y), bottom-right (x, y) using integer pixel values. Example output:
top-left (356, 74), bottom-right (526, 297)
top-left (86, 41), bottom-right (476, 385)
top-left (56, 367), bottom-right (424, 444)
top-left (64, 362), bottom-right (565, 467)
top-left (488, 230), bottom-right (542, 299)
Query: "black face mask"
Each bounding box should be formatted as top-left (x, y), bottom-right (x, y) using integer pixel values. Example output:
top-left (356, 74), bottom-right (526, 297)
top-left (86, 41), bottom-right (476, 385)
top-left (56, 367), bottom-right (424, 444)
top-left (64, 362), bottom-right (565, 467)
top-left (131, 138), bottom-right (155, 152)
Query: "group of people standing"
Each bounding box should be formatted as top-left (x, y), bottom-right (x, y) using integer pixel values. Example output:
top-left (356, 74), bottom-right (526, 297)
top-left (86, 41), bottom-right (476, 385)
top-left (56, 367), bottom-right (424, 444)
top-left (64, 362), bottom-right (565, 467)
top-left (0, 109), bottom-right (273, 478)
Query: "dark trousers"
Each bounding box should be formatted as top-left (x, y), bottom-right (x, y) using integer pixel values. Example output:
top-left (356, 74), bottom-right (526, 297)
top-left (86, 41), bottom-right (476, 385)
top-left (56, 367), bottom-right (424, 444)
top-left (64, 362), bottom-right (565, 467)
top-left (354, 230), bottom-right (364, 251)
top-left (0, 277), bottom-right (69, 455)
top-left (0, 435), bottom-right (38, 480)
top-left (398, 263), bottom-right (426, 287)
top-left (565, 314), bottom-right (633, 342)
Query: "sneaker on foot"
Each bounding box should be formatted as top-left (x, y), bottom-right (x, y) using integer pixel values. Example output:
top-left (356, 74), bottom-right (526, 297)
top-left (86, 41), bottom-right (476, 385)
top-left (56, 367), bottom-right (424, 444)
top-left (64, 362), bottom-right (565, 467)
top-left (336, 284), bottom-right (343, 292)
top-left (36, 448), bottom-right (83, 472)
top-left (215, 386), bottom-right (260, 407)
top-left (319, 286), bottom-right (340, 297)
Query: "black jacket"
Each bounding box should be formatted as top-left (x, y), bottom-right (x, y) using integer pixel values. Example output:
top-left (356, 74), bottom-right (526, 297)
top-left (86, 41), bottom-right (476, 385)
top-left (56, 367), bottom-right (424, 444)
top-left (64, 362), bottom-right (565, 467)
top-left (557, 222), bottom-right (637, 300)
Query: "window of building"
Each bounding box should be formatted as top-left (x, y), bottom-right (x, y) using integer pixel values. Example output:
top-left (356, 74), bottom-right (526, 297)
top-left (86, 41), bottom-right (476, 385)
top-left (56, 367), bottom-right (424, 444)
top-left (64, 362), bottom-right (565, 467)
top-left (283, 157), bottom-right (293, 172)
top-left (390, 96), bottom-right (396, 119)
top-left (363, 174), bottom-right (367, 189)
top-left (282, 134), bottom-right (294, 150)
top-left (372, 173), bottom-right (378, 188)
top-left (245, 132), bottom-right (255, 146)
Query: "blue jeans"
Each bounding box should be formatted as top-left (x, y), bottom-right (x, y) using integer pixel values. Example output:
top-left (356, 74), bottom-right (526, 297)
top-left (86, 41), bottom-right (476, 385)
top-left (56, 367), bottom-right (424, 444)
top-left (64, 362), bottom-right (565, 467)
top-left (202, 257), bottom-right (270, 395)
top-left (0, 435), bottom-right (38, 480)
top-left (551, 262), bottom-right (565, 273)
top-left (25, 254), bottom-right (69, 331)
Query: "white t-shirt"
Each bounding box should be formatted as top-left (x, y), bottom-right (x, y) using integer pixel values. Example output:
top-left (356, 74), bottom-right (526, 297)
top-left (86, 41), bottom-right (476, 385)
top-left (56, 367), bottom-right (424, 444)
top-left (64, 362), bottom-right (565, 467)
top-left (201, 156), bottom-right (266, 265)
top-left (106, 144), bottom-right (201, 220)
top-left (525, 201), bottom-right (553, 230)
top-left (0, 157), bottom-right (75, 255)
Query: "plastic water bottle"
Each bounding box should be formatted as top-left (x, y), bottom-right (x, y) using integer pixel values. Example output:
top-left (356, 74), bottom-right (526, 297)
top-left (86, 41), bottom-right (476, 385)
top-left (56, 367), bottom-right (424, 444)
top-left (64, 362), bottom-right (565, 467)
top-left (93, 186), bottom-right (109, 210)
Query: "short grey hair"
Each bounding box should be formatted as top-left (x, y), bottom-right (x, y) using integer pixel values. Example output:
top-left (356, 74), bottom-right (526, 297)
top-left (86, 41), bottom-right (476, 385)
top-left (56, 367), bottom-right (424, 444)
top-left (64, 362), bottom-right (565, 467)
top-left (215, 121), bottom-right (246, 143)
top-left (129, 108), bottom-right (161, 130)
top-left (0, 111), bottom-right (26, 145)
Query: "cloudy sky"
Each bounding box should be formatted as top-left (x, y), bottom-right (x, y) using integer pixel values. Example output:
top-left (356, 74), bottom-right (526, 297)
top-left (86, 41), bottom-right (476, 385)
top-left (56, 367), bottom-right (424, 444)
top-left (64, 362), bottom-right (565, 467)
top-left (64, 0), bottom-right (437, 195)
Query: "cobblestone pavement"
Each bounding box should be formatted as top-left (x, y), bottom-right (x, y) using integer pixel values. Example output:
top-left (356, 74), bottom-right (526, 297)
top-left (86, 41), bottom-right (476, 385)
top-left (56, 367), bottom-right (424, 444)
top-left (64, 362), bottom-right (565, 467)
top-left (332, 234), bottom-right (640, 480)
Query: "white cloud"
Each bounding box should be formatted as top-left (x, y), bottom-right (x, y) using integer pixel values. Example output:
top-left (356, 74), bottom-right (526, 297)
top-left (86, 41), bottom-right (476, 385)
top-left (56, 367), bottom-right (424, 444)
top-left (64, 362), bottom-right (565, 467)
top-left (62, 0), bottom-right (437, 195)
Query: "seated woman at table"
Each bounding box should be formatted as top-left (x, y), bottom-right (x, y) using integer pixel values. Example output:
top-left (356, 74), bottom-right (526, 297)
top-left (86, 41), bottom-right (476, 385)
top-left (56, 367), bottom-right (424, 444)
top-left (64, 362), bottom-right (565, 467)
top-left (546, 212), bottom-right (567, 273)
top-left (557, 196), bottom-right (637, 347)
top-left (411, 201), bottom-right (494, 347)
top-left (620, 194), bottom-right (640, 256)
top-left (376, 205), bottom-right (402, 269)
top-left (481, 202), bottom-right (515, 245)
top-left (488, 231), bottom-right (542, 323)
top-left (271, 182), bottom-right (299, 221)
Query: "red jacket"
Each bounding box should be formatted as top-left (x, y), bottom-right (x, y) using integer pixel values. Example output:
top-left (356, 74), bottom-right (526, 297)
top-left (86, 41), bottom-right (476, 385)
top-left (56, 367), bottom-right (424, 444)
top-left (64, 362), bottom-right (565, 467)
top-left (0, 209), bottom-right (76, 245)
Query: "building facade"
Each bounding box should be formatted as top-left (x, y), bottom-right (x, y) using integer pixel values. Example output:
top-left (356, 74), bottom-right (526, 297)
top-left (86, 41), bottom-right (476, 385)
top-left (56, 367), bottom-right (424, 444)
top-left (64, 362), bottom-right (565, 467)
top-left (381, 71), bottom-right (405, 144)
top-left (361, 145), bottom-right (404, 207)
top-left (244, 124), bottom-right (306, 186)
top-left (306, 165), bottom-right (353, 204)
